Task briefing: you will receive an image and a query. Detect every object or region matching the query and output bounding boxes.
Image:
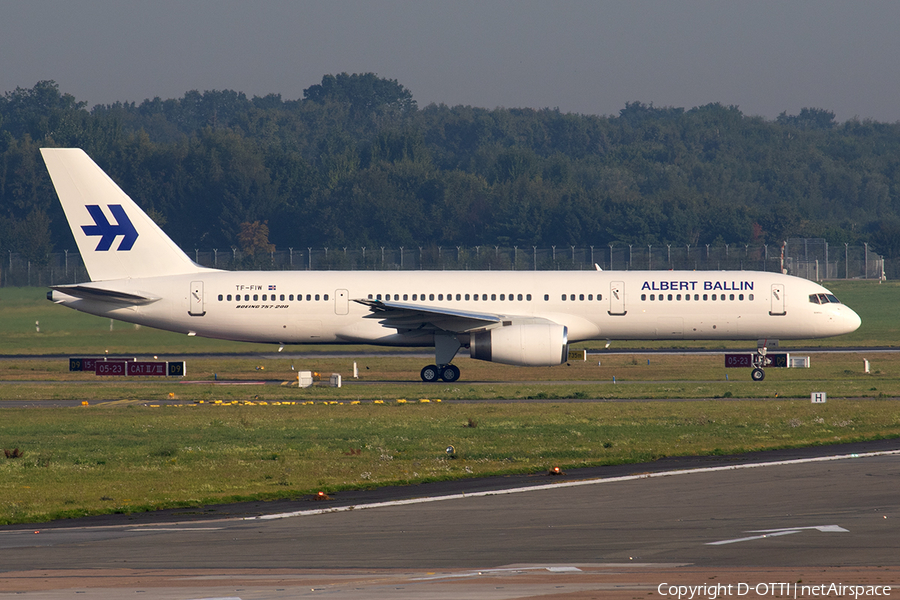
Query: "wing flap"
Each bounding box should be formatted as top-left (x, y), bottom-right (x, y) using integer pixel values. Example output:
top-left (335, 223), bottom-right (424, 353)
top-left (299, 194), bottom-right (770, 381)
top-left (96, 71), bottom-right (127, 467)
top-left (354, 299), bottom-right (501, 333)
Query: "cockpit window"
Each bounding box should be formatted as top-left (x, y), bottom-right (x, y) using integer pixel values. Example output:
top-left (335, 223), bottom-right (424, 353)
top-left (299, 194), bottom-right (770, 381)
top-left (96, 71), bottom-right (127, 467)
top-left (809, 293), bottom-right (842, 305)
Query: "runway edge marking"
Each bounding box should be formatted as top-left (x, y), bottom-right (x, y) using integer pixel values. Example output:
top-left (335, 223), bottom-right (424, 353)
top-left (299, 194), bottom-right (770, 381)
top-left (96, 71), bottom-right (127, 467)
top-left (248, 449), bottom-right (900, 521)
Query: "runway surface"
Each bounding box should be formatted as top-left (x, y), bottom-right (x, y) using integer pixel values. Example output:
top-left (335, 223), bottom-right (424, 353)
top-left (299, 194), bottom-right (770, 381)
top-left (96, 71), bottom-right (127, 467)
top-left (2, 440), bottom-right (898, 598)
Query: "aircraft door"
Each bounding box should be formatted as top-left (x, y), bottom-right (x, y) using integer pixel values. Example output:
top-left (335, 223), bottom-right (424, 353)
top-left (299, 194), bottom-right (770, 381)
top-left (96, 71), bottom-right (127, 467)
top-left (769, 283), bottom-right (786, 316)
top-left (609, 281), bottom-right (626, 315)
top-left (189, 281), bottom-right (206, 316)
top-left (335, 289), bottom-right (349, 315)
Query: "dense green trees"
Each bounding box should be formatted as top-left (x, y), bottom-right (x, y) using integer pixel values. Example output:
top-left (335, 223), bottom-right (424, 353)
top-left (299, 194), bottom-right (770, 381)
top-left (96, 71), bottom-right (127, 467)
top-left (3, 76), bottom-right (900, 263)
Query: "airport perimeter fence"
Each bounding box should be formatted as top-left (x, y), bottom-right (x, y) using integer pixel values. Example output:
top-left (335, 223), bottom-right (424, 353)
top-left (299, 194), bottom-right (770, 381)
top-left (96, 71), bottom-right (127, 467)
top-left (1, 239), bottom-right (886, 288)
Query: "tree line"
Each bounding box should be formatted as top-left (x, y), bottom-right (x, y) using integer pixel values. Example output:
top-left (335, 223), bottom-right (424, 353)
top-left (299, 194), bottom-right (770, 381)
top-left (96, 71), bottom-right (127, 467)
top-left (3, 75), bottom-right (900, 271)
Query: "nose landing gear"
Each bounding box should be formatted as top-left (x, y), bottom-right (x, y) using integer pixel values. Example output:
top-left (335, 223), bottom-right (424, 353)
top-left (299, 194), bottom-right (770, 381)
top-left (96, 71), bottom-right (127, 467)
top-left (750, 340), bottom-right (777, 381)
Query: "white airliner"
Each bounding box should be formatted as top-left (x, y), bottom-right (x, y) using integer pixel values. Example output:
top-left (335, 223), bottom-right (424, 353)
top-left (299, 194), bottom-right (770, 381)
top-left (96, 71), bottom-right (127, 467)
top-left (42, 148), bottom-right (861, 382)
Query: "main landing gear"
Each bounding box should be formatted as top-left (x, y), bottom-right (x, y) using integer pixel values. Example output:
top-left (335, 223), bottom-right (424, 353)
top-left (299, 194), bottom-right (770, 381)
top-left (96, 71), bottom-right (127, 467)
top-left (420, 333), bottom-right (462, 382)
top-left (420, 363), bottom-right (460, 382)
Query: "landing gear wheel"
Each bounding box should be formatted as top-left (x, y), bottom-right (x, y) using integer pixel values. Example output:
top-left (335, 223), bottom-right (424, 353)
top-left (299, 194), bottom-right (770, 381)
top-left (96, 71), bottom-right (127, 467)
top-left (439, 364), bottom-right (460, 382)
top-left (421, 365), bottom-right (440, 382)
top-left (751, 368), bottom-right (765, 381)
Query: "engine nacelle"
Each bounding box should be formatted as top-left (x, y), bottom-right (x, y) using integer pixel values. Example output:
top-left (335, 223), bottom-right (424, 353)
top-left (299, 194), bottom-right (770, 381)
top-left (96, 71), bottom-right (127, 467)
top-left (469, 323), bottom-right (568, 366)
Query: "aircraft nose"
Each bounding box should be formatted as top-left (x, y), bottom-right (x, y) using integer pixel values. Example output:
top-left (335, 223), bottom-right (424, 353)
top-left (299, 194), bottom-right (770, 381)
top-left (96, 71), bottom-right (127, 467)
top-left (836, 306), bottom-right (862, 335)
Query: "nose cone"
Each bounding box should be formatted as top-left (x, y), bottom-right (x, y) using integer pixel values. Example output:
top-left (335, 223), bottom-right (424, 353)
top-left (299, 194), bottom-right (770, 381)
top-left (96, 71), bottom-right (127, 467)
top-left (843, 306), bottom-right (862, 334)
top-left (830, 305), bottom-right (861, 336)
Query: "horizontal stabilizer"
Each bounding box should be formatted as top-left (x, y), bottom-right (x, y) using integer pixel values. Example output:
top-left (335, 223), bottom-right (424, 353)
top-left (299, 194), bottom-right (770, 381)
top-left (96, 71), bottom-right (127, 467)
top-left (50, 284), bottom-right (160, 306)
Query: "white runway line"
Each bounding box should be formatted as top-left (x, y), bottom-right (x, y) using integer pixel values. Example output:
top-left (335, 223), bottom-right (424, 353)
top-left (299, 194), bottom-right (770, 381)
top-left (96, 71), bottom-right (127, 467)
top-left (248, 449), bottom-right (900, 521)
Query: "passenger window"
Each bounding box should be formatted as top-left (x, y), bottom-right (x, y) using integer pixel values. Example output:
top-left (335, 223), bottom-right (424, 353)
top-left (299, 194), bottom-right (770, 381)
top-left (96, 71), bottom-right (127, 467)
top-left (252, 294), bottom-right (258, 301)
top-left (729, 294), bottom-right (734, 301)
top-left (324, 294), bottom-right (329, 301)
top-left (650, 294), bottom-right (655, 301)
top-left (474, 294), bottom-right (479, 301)
top-left (544, 294), bottom-right (549, 301)
top-left (643, 294), bottom-right (647, 301)
top-left (376, 294), bottom-right (382, 300)
top-left (429, 293), bottom-right (435, 301)
top-left (500, 294), bottom-right (505, 301)
top-left (739, 294), bottom-right (744, 301)
top-left (289, 294), bottom-right (294, 301)
top-left (579, 294), bottom-right (584, 301)
top-left (403, 294), bottom-right (408, 301)
top-left (561, 294), bottom-right (567, 301)
top-left (749, 294), bottom-right (754, 301)
top-left (465, 294), bottom-right (470, 300)
top-left (263, 294), bottom-right (268, 301)
top-left (491, 294), bottom-right (496, 301)
top-left (218, 294), bottom-right (223, 301)
top-left (315, 294), bottom-right (320, 301)
top-left (588, 294), bottom-right (593, 301)
top-left (526, 294), bottom-right (531, 301)
top-left (412, 294), bottom-right (417, 301)
top-left (694, 294), bottom-right (699, 300)
top-left (518, 294), bottom-right (523, 301)
top-left (438, 294), bottom-right (443, 301)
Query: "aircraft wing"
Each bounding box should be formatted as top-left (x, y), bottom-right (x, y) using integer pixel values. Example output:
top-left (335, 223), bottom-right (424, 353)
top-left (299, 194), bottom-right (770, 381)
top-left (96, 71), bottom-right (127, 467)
top-left (49, 284), bottom-right (160, 306)
top-left (354, 299), bottom-right (503, 333)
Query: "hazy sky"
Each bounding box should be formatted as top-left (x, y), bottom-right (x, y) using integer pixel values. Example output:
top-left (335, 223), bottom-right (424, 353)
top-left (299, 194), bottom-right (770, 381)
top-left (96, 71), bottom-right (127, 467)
top-left (3, 1), bottom-right (899, 122)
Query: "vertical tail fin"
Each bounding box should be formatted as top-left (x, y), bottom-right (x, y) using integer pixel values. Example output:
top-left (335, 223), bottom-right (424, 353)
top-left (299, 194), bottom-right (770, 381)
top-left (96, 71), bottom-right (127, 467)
top-left (41, 148), bottom-right (206, 281)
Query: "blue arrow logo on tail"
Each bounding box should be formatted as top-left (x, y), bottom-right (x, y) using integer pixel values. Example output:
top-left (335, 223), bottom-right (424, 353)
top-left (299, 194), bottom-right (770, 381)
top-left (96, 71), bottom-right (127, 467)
top-left (82, 205), bottom-right (139, 251)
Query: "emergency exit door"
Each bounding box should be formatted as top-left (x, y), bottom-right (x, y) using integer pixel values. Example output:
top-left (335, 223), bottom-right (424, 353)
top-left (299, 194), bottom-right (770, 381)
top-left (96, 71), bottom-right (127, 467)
top-left (189, 281), bottom-right (206, 316)
top-left (609, 281), bottom-right (626, 315)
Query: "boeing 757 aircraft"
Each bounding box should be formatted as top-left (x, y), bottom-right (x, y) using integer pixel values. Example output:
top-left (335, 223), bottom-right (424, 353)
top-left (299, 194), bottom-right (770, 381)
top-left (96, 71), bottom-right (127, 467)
top-left (42, 148), bottom-right (861, 382)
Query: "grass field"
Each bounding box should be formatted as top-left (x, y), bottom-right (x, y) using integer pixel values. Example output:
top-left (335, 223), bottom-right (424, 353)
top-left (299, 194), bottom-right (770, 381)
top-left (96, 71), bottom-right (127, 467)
top-left (2, 400), bottom-right (898, 524)
top-left (1, 280), bottom-right (899, 525)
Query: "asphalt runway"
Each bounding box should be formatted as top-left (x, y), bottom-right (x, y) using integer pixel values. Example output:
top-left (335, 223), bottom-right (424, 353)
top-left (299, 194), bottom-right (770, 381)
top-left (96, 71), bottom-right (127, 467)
top-left (2, 441), bottom-right (899, 599)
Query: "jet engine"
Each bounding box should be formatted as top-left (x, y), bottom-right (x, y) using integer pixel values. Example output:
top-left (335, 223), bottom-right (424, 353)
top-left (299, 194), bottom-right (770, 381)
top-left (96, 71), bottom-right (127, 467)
top-left (469, 323), bottom-right (568, 366)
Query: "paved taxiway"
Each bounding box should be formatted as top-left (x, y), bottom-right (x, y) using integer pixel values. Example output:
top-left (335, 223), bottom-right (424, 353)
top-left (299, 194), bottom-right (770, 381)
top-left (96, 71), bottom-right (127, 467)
top-left (2, 441), bottom-right (898, 598)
